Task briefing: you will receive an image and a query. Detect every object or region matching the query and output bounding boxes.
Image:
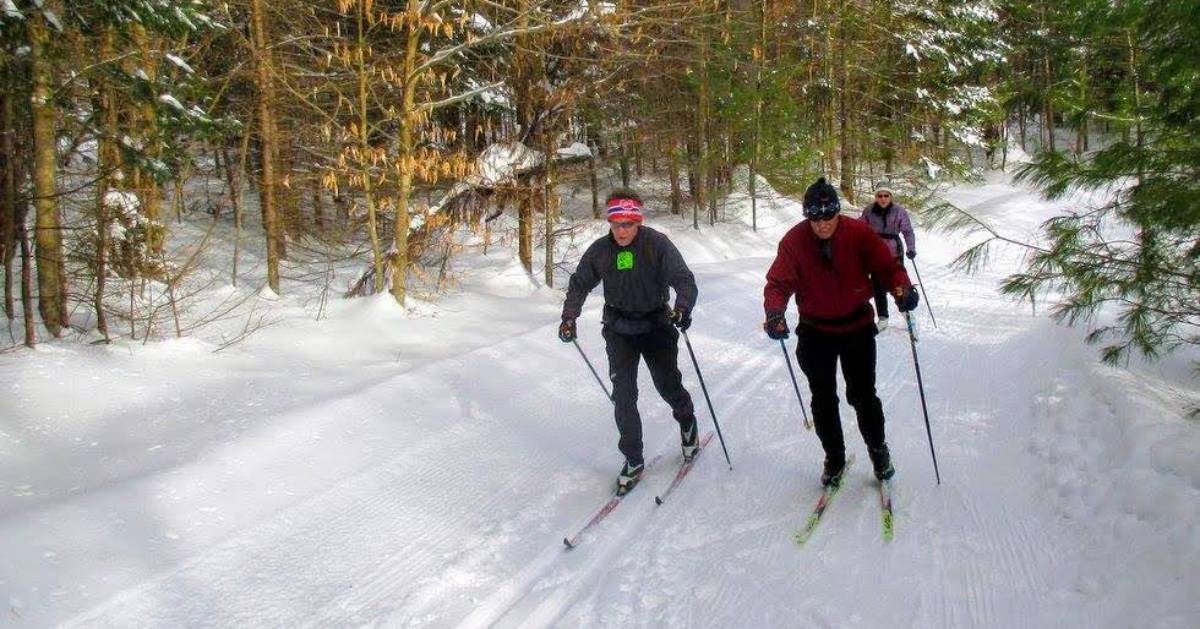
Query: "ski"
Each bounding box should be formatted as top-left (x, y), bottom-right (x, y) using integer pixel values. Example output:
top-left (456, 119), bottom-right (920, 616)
top-left (653, 431), bottom-right (716, 506)
top-left (562, 495), bottom-right (622, 549)
top-left (793, 454), bottom-right (856, 546)
top-left (879, 479), bottom-right (894, 542)
top-left (562, 452), bottom-right (666, 549)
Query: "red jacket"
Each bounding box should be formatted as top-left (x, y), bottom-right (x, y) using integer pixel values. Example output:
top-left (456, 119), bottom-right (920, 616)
top-left (764, 217), bottom-right (912, 333)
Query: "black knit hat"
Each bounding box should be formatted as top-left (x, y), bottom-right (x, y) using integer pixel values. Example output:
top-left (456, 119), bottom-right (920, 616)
top-left (802, 177), bottom-right (841, 219)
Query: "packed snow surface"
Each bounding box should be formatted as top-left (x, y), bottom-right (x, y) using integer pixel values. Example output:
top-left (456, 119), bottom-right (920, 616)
top-left (1, 172), bottom-right (1197, 628)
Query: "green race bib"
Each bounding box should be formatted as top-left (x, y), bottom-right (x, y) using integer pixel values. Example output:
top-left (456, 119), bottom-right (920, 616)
top-left (616, 250), bottom-right (634, 270)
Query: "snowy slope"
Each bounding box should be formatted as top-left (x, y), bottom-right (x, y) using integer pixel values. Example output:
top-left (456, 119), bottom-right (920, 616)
top-left (1, 173), bottom-right (1197, 629)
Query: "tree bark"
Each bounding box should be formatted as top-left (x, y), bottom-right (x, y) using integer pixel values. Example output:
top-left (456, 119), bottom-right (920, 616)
top-left (19, 210), bottom-right (34, 347)
top-left (1, 89), bottom-right (16, 321)
top-left (390, 0), bottom-right (421, 305)
top-left (131, 23), bottom-right (164, 257)
top-left (355, 0), bottom-right (385, 294)
top-left (28, 8), bottom-right (66, 336)
top-left (668, 140), bottom-right (682, 216)
top-left (837, 0), bottom-right (853, 200)
top-left (693, 23), bottom-right (710, 231)
top-left (249, 0), bottom-right (281, 293)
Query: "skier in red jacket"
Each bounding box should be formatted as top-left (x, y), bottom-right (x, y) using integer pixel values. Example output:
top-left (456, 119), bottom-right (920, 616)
top-left (762, 178), bottom-right (920, 485)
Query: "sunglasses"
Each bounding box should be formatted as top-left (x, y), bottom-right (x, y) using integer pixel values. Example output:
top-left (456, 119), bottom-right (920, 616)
top-left (808, 213), bottom-right (839, 223)
top-left (610, 221), bottom-right (638, 230)
top-left (875, 193), bottom-right (892, 198)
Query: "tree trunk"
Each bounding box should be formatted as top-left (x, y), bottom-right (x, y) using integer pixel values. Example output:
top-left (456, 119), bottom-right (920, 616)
top-left (91, 28), bottom-right (122, 342)
top-left (589, 150), bottom-right (601, 219)
top-left (1, 89), bottom-right (16, 320)
top-left (837, 0), bottom-right (853, 200)
top-left (587, 122), bottom-right (600, 218)
top-left (224, 126), bottom-right (252, 287)
top-left (312, 177), bottom-right (325, 233)
top-left (19, 211), bottom-right (34, 347)
top-left (29, 8), bottom-right (66, 336)
top-left (131, 23), bottom-right (164, 257)
top-left (249, 0), bottom-right (281, 293)
top-left (633, 135), bottom-right (643, 177)
top-left (518, 196), bottom-right (533, 272)
top-left (668, 140), bottom-right (682, 216)
top-left (390, 0), bottom-right (421, 305)
top-left (356, 0), bottom-right (385, 294)
top-left (543, 161), bottom-right (555, 288)
top-left (694, 24), bottom-right (710, 231)
top-left (618, 133), bottom-right (631, 188)
top-left (1018, 104), bottom-right (1027, 152)
top-left (750, 0), bottom-right (766, 232)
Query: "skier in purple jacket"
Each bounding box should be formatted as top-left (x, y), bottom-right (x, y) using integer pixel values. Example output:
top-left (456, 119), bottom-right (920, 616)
top-left (859, 181), bottom-right (916, 330)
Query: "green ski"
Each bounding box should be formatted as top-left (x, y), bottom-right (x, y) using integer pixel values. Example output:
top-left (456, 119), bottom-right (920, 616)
top-left (793, 455), bottom-right (855, 545)
top-left (879, 479), bottom-right (894, 542)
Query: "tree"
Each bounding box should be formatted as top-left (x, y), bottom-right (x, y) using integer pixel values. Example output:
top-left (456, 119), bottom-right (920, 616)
top-left (936, 0), bottom-right (1199, 367)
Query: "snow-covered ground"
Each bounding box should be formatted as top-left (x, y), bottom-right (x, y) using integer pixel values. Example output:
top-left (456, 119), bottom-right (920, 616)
top-left (1, 171), bottom-right (1198, 628)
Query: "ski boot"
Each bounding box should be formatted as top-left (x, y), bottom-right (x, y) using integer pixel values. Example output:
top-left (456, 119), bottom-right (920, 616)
top-left (869, 445), bottom-right (895, 481)
top-left (820, 456), bottom-right (847, 487)
top-left (615, 460), bottom-right (644, 496)
top-left (680, 420), bottom-right (700, 462)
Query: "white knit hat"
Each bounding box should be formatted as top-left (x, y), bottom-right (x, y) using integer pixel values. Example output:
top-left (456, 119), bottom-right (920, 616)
top-left (873, 180), bottom-right (894, 196)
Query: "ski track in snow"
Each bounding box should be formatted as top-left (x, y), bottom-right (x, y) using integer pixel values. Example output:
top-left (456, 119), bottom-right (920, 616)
top-left (4, 182), bottom-right (1198, 628)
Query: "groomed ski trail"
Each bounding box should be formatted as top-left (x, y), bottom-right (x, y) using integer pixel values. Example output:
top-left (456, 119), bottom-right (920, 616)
top-left (8, 184), bottom-right (1193, 629)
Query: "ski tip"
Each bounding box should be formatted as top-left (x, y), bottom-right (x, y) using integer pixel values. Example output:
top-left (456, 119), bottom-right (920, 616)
top-left (563, 537), bottom-right (575, 550)
top-left (654, 496), bottom-right (664, 506)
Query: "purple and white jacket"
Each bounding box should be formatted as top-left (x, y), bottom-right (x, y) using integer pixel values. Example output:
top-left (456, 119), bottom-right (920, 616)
top-left (859, 202), bottom-right (916, 259)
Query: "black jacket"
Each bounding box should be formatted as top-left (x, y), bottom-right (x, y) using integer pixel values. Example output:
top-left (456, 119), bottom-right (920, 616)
top-left (562, 226), bottom-right (698, 335)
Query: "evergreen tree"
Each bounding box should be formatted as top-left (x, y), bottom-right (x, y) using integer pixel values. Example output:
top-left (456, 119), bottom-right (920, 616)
top-left (941, 0), bottom-right (1199, 367)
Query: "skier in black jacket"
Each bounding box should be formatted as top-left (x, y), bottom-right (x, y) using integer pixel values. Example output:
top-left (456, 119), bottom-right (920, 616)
top-left (559, 188), bottom-right (699, 494)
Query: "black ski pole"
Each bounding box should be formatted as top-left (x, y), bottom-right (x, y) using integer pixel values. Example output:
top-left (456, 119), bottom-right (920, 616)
top-left (571, 339), bottom-right (613, 404)
top-left (681, 331), bottom-right (732, 469)
top-left (904, 312), bottom-right (941, 484)
top-left (910, 259), bottom-right (939, 329)
top-left (779, 339), bottom-right (812, 431)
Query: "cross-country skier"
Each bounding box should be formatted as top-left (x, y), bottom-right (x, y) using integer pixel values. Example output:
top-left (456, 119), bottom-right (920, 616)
top-left (859, 180), bottom-right (916, 331)
top-left (762, 178), bottom-right (919, 485)
top-left (559, 188), bottom-right (700, 495)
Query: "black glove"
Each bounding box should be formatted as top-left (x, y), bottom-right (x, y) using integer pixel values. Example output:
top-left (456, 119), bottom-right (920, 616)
top-left (895, 286), bottom-right (920, 313)
top-left (558, 318), bottom-right (577, 343)
top-left (906, 250), bottom-right (917, 260)
top-left (764, 312), bottom-right (789, 340)
top-left (671, 306), bottom-right (692, 331)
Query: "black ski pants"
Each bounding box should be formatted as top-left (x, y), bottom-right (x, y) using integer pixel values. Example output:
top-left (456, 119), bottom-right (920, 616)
top-left (871, 256), bottom-right (904, 319)
top-left (603, 324), bottom-right (696, 465)
top-left (795, 324), bottom-right (887, 464)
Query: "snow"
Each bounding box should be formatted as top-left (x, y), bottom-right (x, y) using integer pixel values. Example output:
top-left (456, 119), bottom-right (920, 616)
top-left (559, 0), bottom-right (617, 24)
top-left (102, 190), bottom-right (141, 238)
top-left (31, 0), bottom-right (60, 31)
top-left (2, 0), bottom-right (21, 20)
top-left (465, 78), bottom-right (511, 109)
top-left (471, 141), bottom-right (544, 186)
top-left (921, 155), bottom-right (943, 179)
top-left (470, 12), bottom-right (493, 32)
top-left (158, 94), bottom-right (186, 113)
top-left (556, 142), bottom-right (592, 158)
top-left (165, 53), bottom-right (194, 75)
top-left (0, 171), bottom-right (1197, 628)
